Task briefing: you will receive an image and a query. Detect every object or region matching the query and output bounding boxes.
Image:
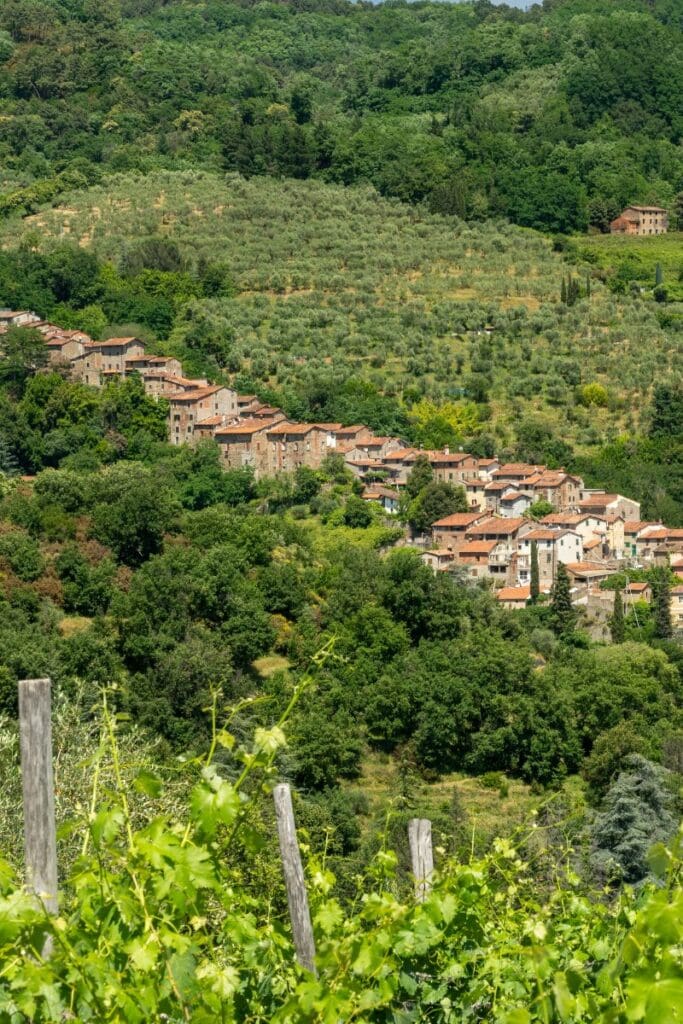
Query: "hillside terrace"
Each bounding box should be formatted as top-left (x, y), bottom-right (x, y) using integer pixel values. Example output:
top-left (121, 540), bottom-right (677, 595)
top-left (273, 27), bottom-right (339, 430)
top-left (3, 308), bottom-right (682, 604)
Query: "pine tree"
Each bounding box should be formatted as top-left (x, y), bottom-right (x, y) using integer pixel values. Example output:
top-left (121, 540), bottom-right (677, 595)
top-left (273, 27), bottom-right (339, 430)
top-left (560, 277), bottom-right (567, 304)
top-left (550, 562), bottom-right (575, 635)
top-left (590, 755), bottom-right (675, 884)
top-left (529, 540), bottom-right (540, 604)
top-left (610, 588), bottom-right (625, 644)
top-left (651, 566), bottom-right (672, 639)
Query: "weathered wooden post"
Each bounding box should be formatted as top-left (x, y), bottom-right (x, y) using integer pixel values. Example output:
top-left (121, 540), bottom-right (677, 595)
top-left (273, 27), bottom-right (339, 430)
top-left (273, 782), bottom-right (317, 974)
top-left (18, 679), bottom-right (58, 951)
top-left (408, 818), bottom-right (433, 902)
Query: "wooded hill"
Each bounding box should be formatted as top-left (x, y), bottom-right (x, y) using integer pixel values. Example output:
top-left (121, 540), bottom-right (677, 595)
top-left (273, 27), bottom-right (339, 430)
top-left (0, 0), bottom-right (681, 232)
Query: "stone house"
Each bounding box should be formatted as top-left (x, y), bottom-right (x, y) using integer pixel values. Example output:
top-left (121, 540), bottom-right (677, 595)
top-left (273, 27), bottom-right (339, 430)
top-left (565, 562), bottom-right (616, 587)
top-left (499, 490), bottom-right (534, 518)
top-left (138, 372), bottom-right (208, 399)
top-left (265, 422), bottom-right (330, 474)
top-left (362, 485), bottom-right (400, 514)
top-left (169, 385), bottom-right (239, 446)
top-left (610, 206), bottom-right (668, 235)
top-left (430, 511), bottom-right (488, 551)
top-left (331, 425), bottom-right (374, 446)
top-left (579, 491), bottom-right (641, 522)
top-left (214, 418), bottom-right (279, 473)
top-left (0, 310), bottom-right (42, 327)
top-left (457, 539), bottom-right (501, 579)
top-left (463, 479), bottom-right (486, 510)
top-left (530, 471), bottom-right (583, 511)
top-left (625, 581), bottom-right (651, 605)
top-left (496, 585), bottom-right (531, 610)
top-left (517, 528), bottom-right (584, 588)
top-left (348, 436), bottom-right (403, 462)
top-left (379, 448), bottom-right (419, 487)
top-left (421, 549), bottom-right (457, 572)
top-left (72, 337), bottom-right (145, 387)
top-left (124, 354), bottom-right (183, 378)
top-left (464, 516), bottom-right (532, 586)
top-left (491, 463), bottom-right (545, 485)
top-left (44, 334), bottom-right (87, 365)
top-left (477, 458), bottom-right (499, 481)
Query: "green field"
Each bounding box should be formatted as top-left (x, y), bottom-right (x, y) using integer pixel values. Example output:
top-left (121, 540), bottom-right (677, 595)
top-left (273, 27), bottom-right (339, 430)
top-left (576, 232), bottom-right (683, 300)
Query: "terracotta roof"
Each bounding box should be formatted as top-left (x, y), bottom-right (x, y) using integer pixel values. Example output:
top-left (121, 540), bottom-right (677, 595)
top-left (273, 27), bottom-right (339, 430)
top-left (237, 394), bottom-right (257, 402)
top-left (381, 448), bottom-right (418, 461)
top-left (362, 486), bottom-right (399, 500)
top-left (168, 386), bottom-right (225, 402)
top-left (493, 463), bottom-right (544, 476)
top-left (432, 512), bottom-right (485, 528)
top-left (485, 481), bottom-right (513, 492)
top-left (314, 423), bottom-right (344, 431)
top-left (583, 537), bottom-right (601, 549)
top-left (523, 529), bottom-right (561, 541)
top-left (671, 585), bottom-right (683, 596)
top-left (626, 582), bottom-right (650, 593)
top-left (466, 517), bottom-right (526, 536)
top-left (334, 425), bottom-right (368, 435)
top-left (458, 540), bottom-right (499, 555)
top-left (88, 337), bottom-right (141, 349)
top-left (542, 513), bottom-right (603, 525)
top-left (267, 422), bottom-right (322, 436)
top-left (195, 416), bottom-right (226, 427)
top-left (627, 205), bottom-right (667, 212)
top-left (579, 494), bottom-right (619, 507)
top-left (428, 452), bottom-right (470, 464)
top-left (125, 354), bottom-right (175, 364)
top-left (496, 586), bottom-right (530, 602)
top-left (637, 528), bottom-right (668, 541)
top-left (565, 562), bottom-right (614, 575)
top-left (215, 418), bottom-right (276, 438)
top-left (665, 530), bottom-right (683, 541)
top-left (623, 521), bottom-right (660, 534)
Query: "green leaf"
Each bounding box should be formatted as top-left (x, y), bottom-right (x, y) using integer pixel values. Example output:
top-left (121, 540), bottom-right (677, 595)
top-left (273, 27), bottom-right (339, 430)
top-left (133, 769), bottom-right (163, 798)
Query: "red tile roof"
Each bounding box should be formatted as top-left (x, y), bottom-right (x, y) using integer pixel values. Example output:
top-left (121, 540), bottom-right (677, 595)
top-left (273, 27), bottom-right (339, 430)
top-left (496, 586), bottom-right (531, 602)
top-left (168, 385), bottom-right (226, 402)
top-left (432, 512), bottom-right (485, 528)
top-left (466, 517), bottom-right (527, 536)
top-left (215, 418), bottom-right (276, 438)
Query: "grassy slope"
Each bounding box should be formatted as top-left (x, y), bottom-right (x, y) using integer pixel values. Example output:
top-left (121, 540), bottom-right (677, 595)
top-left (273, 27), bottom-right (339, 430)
top-left (577, 232), bottom-right (683, 299)
top-left (6, 169), bottom-right (678, 446)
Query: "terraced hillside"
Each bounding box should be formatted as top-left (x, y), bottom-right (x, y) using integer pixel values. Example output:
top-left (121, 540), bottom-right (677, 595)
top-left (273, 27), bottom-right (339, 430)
top-left (7, 170), bottom-right (679, 454)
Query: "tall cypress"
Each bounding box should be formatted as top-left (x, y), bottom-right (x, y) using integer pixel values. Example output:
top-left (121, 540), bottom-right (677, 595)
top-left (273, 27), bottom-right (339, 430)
top-left (560, 277), bottom-right (567, 304)
top-left (585, 273), bottom-right (591, 299)
top-left (610, 588), bottom-right (625, 644)
top-left (530, 540), bottom-right (540, 604)
top-left (551, 562), bottom-right (575, 635)
top-left (651, 567), bottom-right (672, 639)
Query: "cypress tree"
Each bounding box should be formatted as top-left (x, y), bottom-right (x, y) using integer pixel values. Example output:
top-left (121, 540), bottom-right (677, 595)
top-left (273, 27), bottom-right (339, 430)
top-left (560, 277), bottom-right (567, 304)
top-left (529, 540), bottom-right (540, 604)
top-left (550, 562), bottom-right (575, 635)
top-left (585, 273), bottom-right (591, 299)
top-left (610, 588), bottom-right (625, 644)
top-left (651, 566), bottom-right (672, 639)
top-left (655, 262), bottom-right (663, 287)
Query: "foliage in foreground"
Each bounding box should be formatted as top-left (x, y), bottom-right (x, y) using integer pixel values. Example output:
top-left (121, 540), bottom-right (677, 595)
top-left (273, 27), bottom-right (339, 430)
top-left (0, 699), bottom-right (681, 1024)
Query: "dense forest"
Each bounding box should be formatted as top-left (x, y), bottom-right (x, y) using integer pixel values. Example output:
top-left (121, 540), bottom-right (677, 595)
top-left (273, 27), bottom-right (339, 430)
top-left (0, 0), bottom-right (682, 1018)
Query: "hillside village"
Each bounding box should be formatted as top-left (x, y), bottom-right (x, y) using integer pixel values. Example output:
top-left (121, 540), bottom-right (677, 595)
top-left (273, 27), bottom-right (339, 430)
top-left (3, 308), bottom-right (683, 625)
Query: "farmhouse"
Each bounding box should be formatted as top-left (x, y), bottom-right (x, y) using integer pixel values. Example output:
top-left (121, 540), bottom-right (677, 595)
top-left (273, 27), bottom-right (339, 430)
top-left (610, 206), bottom-right (668, 235)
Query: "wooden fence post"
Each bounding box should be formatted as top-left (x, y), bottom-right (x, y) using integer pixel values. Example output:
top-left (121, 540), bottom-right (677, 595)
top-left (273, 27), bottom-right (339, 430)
top-left (273, 782), bottom-right (317, 974)
top-left (18, 678), bottom-right (58, 949)
top-left (408, 818), bottom-right (433, 902)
